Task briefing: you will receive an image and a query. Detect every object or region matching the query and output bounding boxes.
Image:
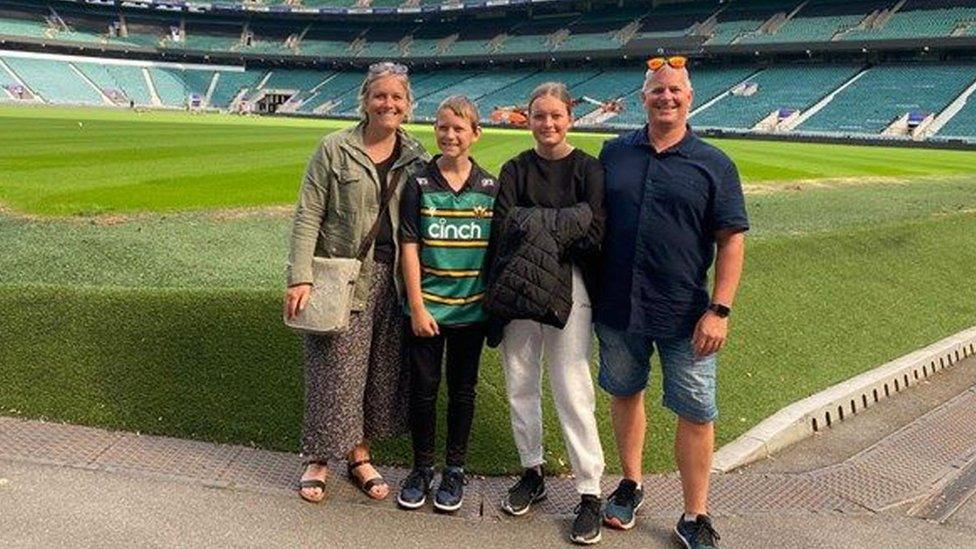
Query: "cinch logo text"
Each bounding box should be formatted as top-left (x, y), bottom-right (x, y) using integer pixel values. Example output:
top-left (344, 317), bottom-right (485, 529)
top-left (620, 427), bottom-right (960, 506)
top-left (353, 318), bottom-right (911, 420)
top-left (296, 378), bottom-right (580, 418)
top-left (428, 219), bottom-right (482, 240)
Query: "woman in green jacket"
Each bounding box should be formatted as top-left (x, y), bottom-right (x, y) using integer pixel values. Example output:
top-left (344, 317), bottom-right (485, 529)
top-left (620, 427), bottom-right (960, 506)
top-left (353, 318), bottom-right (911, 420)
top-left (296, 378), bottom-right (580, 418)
top-left (284, 62), bottom-right (429, 503)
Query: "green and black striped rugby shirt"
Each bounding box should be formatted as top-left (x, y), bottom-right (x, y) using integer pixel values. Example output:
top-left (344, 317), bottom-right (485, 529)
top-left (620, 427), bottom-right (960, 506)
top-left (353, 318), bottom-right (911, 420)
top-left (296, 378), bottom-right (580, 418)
top-left (399, 156), bottom-right (498, 325)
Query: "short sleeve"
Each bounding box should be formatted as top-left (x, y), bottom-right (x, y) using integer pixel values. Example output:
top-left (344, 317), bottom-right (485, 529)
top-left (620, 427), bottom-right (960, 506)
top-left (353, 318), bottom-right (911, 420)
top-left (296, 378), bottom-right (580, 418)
top-left (398, 177), bottom-right (422, 243)
top-left (710, 160), bottom-right (749, 234)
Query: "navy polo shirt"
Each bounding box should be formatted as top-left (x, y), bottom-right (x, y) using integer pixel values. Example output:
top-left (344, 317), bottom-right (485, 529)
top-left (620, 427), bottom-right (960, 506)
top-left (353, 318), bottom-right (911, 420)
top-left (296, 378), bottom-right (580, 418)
top-left (595, 126), bottom-right (749, 339)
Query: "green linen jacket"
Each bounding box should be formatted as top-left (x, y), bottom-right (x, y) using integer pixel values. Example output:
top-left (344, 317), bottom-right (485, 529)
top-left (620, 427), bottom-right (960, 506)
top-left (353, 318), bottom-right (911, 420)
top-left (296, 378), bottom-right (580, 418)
top-left (286, 122), bottom-right (429, 311)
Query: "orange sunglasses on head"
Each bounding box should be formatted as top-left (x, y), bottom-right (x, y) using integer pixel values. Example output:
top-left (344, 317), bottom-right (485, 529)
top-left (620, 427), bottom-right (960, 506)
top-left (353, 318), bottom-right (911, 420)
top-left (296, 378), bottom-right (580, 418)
top-left (646, 56), bottom-right (687, 71)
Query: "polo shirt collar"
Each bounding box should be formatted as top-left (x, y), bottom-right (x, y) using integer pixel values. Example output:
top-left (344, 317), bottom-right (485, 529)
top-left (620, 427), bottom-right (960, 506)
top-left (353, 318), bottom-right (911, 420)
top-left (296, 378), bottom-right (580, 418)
top-left (631, 124), bottom-right (697, 158)
top-left (426, 154), bottom-right (482, 194)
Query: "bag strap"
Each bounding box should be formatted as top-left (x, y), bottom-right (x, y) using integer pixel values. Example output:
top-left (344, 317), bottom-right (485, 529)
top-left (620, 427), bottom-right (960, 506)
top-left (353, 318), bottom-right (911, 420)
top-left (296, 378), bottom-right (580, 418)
top-left (356, 167), bottom-right (402, 261)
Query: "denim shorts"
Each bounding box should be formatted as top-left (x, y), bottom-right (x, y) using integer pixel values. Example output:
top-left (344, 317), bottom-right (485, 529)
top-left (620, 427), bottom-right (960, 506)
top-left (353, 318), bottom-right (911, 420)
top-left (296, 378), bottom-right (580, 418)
top-left (595, 323), bottom-right (718, 423)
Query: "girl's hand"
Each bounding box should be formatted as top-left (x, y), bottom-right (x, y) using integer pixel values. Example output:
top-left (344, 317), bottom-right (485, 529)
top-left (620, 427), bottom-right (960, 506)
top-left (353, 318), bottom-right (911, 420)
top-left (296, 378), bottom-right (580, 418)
top-left (284, 283), bottom-right (312, 319)
top-left (411, 307), bottom-right (440, 337)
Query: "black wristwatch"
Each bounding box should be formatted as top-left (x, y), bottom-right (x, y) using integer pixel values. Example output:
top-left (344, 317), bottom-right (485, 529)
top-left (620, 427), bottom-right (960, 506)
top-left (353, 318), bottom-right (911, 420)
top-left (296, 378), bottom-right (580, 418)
top-left (708, 303), bottom-right (731, 318)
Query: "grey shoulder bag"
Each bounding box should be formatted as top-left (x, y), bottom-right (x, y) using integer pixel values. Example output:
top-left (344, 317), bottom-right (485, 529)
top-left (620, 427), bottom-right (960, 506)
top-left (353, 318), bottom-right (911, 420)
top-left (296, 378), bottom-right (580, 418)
top-left (284, 169), bottom-right (401, 335)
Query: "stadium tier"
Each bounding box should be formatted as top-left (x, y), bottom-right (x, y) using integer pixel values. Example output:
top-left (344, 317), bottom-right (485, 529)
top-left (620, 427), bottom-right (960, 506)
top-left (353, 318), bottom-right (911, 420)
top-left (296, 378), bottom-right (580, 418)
top-left (690, 64), bottom-right (863, 129)
top-left (2, 50), bottom-right (974, 141)
top-left (1, 55), bottom-right (103, 105)
top-left (2, 0), bottom-right (976, 62)
top-left (75, 63), bottom-right (153, 105)
top-left (938, 95), bottom-right (976, 139)
top-left (797, 62), bottom-right (976, 134)
top-left (0, 0), bottom-right (974, 142)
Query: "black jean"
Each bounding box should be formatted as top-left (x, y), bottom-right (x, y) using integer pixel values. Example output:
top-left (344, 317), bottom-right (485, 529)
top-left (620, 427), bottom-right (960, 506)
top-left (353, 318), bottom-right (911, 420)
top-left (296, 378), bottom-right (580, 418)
top-left (405, 322), bottom-right (485, 468)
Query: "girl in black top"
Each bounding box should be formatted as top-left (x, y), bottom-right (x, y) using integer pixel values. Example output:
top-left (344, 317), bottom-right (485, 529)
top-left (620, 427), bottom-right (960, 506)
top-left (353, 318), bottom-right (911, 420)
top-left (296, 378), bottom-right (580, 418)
top-left (491, 82), bottom-right (607, 545)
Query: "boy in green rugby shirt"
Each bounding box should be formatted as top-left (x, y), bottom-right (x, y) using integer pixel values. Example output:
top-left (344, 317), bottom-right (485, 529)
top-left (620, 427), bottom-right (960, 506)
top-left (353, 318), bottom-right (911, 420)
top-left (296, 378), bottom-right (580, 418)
top-left (397, 96), bottom-right (497, 512)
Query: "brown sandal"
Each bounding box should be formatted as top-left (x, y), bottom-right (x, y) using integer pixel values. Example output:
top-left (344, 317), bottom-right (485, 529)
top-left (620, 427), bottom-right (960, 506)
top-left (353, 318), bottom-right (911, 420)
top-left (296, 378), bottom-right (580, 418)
top-left (298, 478), bottom-right (327, 503)
top-left (347, 459), bottom-right (388, 500)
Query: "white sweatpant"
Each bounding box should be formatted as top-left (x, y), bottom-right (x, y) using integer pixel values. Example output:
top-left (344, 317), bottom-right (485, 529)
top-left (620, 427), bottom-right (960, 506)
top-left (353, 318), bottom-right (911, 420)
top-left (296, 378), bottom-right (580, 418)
top-left (500, 267), bottom-right (605, 496)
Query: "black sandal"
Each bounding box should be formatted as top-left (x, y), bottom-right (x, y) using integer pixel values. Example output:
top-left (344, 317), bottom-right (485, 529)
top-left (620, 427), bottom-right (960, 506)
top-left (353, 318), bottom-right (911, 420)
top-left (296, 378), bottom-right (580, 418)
top-left (347, 458), bottom-right (388, 500)
top-left (298, 478), bottom-right (327, 503)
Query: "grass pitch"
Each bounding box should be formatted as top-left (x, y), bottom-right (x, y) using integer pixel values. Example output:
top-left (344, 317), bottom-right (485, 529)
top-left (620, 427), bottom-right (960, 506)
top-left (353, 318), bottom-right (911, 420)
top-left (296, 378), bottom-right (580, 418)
top-left (3, 105), bottom-right (976, 216)
top-left (2, 104), bottom-right (975, 474)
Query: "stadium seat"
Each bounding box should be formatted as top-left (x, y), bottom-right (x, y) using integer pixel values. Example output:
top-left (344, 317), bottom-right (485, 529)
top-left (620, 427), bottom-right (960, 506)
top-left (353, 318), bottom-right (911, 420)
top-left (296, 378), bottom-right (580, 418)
top-left (2, 56), bottom-right (103, 105)
top-left (692, 65), bottom-right (863, 129)
top-left (799, 63), bottom-right (976, 134)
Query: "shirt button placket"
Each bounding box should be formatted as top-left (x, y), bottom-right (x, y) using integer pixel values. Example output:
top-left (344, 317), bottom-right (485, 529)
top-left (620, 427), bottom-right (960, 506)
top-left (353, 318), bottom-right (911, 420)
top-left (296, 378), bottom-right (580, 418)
top-left (629, 170), bottom-right (655, 330)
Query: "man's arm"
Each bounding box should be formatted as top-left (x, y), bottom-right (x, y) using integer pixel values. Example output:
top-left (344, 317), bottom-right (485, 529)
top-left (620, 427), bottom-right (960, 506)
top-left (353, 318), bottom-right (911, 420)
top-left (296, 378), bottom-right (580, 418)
top-left (692, 229), bottom-right (745, 357)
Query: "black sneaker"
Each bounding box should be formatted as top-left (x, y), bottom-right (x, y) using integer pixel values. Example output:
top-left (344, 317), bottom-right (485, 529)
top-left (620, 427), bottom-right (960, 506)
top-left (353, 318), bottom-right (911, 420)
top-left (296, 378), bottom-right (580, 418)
top-left (570, 494), bottom-right (603, 545)
top-left (433, 466), bottom-right (466, 513)
top-left (674, 514), bottom-right (721, 549)
top-left (501, 467), bottom-right (547, 516)
top-left (396, 466), bottom-right (434, 510)
top-left (603, 478), bottom-right (644, 530)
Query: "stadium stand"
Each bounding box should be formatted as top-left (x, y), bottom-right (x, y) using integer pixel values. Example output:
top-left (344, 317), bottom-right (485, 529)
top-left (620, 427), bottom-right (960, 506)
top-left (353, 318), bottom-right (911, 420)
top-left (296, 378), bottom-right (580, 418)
top-left (171, 69), bottom-right (217, 102)
top-left (1, 55), bottom-right (103, 105)
top-left (412, 70), bottom-right (531, 119)
top-left (841, 0), bottom-right (976, 41)
top-left (569, 67), bottom-right (644, 118)
top-left (705, 0), bottom-right (788, 45)
top-left (0, 12), bottom-right (50, 40)
top-left (0, 0), bottom-right (973, 143)
top-left (208, 68), bottom-right (266, 108)
top-left (0, 59), bottom-right (21, 99)
top-left (691, 64), bottom-right (863, 129)
top-left (938, 98), bottom-right (976, 140)
top-left (798, 63), bottom-right (976, 134)
top-left (75, 63), bottom-right (153, 105)
top-left (296, 71), bottom-right (363, 114)
top-left (477, 69), bottom-right (598, 111)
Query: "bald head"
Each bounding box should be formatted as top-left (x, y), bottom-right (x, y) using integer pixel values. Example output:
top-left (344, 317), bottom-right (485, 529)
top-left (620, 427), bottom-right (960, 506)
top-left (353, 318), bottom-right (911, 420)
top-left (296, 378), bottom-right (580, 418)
top-left (641, 65), bottom-right (694, 130)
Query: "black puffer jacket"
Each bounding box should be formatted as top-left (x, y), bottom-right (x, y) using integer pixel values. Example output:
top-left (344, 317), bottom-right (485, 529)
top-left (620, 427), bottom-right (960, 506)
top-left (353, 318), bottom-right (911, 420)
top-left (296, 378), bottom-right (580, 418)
top-left (484, 203), bottom-right (593, 331)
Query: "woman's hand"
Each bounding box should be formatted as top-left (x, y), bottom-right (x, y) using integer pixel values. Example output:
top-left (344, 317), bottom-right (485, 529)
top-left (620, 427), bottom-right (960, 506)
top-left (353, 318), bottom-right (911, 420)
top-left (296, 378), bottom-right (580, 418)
top-left (284, 283), bottom-right (313, 319)
top-left (410, 307), bottom-right (439, 337)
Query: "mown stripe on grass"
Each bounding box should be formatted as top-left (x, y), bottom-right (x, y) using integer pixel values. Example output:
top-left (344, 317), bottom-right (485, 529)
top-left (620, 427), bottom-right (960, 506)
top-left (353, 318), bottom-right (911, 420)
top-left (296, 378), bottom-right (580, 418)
top-left (4, 106), bottom-right (976, 216)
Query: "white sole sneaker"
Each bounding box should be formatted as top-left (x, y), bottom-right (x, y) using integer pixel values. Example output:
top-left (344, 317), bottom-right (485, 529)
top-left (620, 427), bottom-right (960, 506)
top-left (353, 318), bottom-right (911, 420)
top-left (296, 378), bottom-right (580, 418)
top-left (500, 488), bottom-right (547, 516)
top-left (570, 530), bottom-right (602, 545)
top-left (396, 493), bottom-right (427, 510)
top-left (433, 497), bottom-right (463, 513)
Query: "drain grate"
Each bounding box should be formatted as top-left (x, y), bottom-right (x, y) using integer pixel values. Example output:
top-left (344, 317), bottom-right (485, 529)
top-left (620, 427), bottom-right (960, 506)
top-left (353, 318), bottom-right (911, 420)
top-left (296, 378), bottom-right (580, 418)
top-left (0, 419), bottom-right (122, 465)
top-left (94, 434), bottom-right (243, 480)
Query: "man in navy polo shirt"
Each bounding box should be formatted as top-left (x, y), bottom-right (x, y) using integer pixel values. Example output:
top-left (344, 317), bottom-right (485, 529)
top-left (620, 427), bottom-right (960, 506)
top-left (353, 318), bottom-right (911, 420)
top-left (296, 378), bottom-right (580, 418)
top-left (596, 58), bottom-right (748, 549)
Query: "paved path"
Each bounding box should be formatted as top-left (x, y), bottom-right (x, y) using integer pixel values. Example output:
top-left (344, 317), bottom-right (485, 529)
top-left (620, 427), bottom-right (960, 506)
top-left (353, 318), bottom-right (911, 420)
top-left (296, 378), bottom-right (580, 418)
top-left (2, 357), bottom-right (975, 547)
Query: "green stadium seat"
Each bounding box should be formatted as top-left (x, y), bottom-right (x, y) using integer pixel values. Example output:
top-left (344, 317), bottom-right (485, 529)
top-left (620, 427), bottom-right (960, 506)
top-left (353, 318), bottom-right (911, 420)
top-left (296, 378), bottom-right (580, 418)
top-left (209, 69), bottom-right (266, 108)
top-left (75, 62), bottom-right (153, 105)
top-left (692, 65), bottom-right (862, 129)
top-left (2, 56), bottom-right (103, 105)
top-left (799, 63), bottom-right (976, 134)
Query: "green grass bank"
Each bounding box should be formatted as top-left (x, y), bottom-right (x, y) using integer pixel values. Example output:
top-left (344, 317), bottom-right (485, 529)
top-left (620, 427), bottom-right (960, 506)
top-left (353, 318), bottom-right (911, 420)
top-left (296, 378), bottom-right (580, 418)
top-left (2, 106), bottom-right (975, 473)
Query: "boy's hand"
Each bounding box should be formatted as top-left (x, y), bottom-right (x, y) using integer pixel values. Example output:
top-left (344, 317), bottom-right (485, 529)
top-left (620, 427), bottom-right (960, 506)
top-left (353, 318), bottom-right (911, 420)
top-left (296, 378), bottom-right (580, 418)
top-left (411, 307), bottom-right (440, 337)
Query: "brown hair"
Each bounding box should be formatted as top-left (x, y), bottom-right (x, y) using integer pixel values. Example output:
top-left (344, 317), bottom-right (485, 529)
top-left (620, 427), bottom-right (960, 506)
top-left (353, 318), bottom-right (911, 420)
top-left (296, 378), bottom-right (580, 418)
top-left (436, 95), bottom-right (481, 131)
top-left (527, 82), bottom-right (573, 116)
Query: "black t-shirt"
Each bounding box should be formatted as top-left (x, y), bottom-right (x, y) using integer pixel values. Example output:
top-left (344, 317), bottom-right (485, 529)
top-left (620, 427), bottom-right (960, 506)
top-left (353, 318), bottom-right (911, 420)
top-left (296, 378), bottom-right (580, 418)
top-left (372, 137), bottom-right (401, 264)
top-left (488, 147), bottom-right (606, 303)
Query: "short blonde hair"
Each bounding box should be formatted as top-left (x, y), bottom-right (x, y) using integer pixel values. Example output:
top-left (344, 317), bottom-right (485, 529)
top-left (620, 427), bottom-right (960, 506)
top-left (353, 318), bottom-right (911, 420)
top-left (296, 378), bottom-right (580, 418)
top-left (528, 82), bottom-right (573, 116)
top-left (436, 95), bottom-right (481, 131)
top-left (358, 62), bottom-right (414, 123)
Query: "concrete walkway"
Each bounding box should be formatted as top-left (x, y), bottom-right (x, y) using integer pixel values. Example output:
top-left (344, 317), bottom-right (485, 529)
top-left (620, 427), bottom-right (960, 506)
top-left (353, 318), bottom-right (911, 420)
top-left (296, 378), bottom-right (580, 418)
top-left (2, 357), bottom-right (975, 547)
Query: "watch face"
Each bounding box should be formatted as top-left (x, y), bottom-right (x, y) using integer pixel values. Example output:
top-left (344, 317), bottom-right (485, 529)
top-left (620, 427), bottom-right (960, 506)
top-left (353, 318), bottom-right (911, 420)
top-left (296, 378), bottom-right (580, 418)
top-left (710, 303), bottom-right (731, 318)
